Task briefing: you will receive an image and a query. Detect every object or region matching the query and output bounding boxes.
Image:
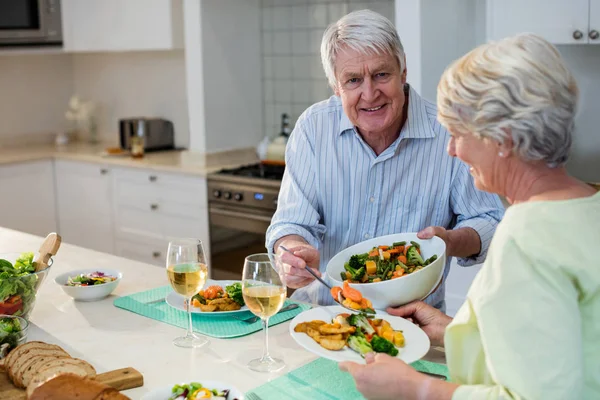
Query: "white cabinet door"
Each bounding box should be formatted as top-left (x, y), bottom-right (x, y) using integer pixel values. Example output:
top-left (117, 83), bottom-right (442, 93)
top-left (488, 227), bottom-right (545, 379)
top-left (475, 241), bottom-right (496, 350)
top-left (55, 160), bottom-right (114, 253)
top-left (0, 161), bottom-right (57, 237)
top-left (487, 0), bottom-right (589, 44)
top-left (590, 0), bottom-right (600, 44)
top-left (61, 0), bottom-right (183, 52)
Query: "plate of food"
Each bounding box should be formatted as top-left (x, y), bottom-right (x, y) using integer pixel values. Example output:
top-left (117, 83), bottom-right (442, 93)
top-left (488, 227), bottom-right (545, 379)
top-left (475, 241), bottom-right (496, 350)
top-left (141, 380), bottom-right (244, 400)
top-left (166, 279), bottom-right (249, 316)
top-left (289, 305), bottom-right (430, 364)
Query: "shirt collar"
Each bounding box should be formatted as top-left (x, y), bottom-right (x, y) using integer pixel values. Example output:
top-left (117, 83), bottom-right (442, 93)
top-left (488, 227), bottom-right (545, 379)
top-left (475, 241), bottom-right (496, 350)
top-left (337, 84), bottom-right (436, 140)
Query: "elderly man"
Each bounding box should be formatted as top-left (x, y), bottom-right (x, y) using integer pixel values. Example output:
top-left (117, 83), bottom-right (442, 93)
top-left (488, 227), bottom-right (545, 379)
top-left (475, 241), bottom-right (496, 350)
top-left (266, 10), bottom-right (504, 310)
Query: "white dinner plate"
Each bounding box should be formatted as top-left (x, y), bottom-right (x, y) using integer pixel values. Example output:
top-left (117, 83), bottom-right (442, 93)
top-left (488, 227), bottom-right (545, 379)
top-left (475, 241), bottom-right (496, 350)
top-left (165, 279), bottom-right (250, 316)
top-left (141, 380), bottom-right (244, 400)
top-left (289, 306), bottom-right (430, 364)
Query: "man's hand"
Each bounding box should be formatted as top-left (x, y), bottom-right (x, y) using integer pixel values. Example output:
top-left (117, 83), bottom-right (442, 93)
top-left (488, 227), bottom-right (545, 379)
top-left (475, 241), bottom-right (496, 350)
top-left (417, 226), bottom-right (480, 258)
top-left (275, 236), bottom-right (320, 289)
top-left (386, 301), bottom-right (452, 347)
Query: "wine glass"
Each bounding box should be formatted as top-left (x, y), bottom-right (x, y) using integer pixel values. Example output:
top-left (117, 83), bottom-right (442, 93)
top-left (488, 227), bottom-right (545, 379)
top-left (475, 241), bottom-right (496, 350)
top-left (242, 253), bottom-right (287, 372)
top-left (166, 238), bottom-right (209, 348)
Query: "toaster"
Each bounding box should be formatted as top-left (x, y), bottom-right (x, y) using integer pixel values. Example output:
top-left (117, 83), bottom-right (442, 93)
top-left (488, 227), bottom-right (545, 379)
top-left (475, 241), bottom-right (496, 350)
top-left (119, 118), bottom-right (175, 152)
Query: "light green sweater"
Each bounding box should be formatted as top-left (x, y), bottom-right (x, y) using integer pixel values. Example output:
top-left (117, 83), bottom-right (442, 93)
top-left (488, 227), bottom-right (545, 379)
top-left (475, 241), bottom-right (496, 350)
top-left (446, 192), bottom-right (600, 399)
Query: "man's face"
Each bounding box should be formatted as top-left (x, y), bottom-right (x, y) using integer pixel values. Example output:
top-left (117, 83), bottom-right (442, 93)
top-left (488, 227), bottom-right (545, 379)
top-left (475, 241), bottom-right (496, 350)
top-left (334, 47), bottom-right (407, 137)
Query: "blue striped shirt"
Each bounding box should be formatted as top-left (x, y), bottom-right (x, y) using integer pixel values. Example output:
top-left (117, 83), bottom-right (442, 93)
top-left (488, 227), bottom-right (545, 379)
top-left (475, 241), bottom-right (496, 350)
top-left (266, 85), bottom-right (505, 308)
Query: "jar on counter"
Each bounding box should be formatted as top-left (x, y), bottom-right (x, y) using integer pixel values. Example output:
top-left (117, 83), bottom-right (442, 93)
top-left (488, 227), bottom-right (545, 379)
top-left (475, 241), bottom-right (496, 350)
top-left (131, 121), bottom-right (146, 158)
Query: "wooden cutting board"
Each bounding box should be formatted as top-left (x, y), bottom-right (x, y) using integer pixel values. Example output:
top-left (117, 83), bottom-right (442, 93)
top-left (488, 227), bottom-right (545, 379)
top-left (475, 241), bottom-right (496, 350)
top-left (0, 367), bottom-right (143, 400)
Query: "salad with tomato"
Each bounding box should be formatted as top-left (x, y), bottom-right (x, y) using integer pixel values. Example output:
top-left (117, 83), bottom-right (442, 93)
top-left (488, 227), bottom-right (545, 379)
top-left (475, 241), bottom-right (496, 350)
top-left (66, 271), bottom-right (117, 287)
top-left (169, 382), bottom-right (237, 400)
top-left (0, 252), bottom-right (38, 317)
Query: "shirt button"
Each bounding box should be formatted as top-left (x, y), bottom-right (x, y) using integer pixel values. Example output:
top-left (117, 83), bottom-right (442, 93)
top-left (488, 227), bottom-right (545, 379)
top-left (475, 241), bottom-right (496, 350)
top-left (364, 233), bottom-right (370, 239)
top-left (369, 197), bottom-right (375, 203)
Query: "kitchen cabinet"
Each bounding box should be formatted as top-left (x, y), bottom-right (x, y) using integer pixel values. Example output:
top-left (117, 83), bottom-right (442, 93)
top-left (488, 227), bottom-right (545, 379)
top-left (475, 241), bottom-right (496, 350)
top-left (54, 160), bottom-right (115, 254)
top-left (112, 168), bottom-right (210, 268)
top-left (487, 0), bottom-right (600, 44)
top-left (61, 0), bottom-right (183, 52)
top-left (0, 161), bottom-right (57, 237)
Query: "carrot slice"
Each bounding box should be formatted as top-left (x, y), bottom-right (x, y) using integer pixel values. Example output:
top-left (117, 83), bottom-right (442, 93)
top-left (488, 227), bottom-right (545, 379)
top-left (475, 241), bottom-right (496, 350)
top-left (397, 255), bottom-right (408, 264)
top-left (342, 280), bottom-right (363, 302)
top-left (331, 286), bottom-right (342, 301)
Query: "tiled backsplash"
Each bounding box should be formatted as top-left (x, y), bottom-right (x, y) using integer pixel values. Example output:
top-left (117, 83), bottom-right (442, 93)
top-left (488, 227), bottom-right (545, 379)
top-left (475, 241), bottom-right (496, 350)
top-left (261, 0), bottom-right (395, 137)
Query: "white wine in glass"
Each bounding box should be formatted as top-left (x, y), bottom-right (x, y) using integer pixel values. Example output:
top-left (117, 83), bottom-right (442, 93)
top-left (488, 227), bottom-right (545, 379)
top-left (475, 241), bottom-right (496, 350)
top-left (242, 253), bottom-right (286, 372)
top-left (166, 238), bottom-right (209, 348)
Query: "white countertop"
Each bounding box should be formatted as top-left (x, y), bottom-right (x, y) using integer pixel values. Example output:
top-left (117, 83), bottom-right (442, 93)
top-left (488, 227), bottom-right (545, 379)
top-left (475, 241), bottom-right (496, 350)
top-left (0, 142), bottom-right (260, 177)
top-left (0, 227), bottom-right (445, 399)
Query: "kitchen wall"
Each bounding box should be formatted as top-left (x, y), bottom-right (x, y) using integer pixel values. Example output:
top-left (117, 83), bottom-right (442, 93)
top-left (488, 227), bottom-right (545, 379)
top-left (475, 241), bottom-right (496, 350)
top-left (72, 50), bottom-right (189, 148)
top-left (0, 50), bottom-right (189, 148)
top-left (0, 54), bottom-right (73, 142)
top-left (261, 0), bottom-right (395, 137)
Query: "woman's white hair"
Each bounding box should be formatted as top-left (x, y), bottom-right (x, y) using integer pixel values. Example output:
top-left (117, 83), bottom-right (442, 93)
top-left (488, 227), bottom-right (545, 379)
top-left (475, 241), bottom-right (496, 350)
top-left (437, 33), bottom-right (578, 168)
top-left (321, 9), bottom-right (405, 89)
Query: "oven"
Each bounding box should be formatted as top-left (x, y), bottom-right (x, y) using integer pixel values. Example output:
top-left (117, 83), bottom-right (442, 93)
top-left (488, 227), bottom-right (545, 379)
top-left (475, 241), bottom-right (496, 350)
top-left (207, 163), bottom-right (284, 277)
top-left (0, 0), bottom-right (62, 46)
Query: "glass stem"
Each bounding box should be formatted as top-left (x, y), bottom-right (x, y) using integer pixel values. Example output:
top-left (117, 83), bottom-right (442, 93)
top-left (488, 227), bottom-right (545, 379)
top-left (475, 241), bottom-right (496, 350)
top-left (261, 317), bottom-right (270, 361)
top-left (186, 297), bottom-right (194, 337)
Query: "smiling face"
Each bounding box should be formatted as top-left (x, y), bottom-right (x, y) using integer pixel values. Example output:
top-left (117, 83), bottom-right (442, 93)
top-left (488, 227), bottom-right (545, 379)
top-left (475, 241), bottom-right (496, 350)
top-left (333, 46), bottom-right (407, 139)
top-left (447, 129), bottom-right (505, 193)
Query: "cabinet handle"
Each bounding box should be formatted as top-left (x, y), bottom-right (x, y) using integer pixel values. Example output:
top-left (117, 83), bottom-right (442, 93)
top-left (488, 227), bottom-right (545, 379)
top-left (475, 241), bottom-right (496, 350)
top-left (100, 168), bottom-right (108, 175)
top-left (152, 251), bottom-right (161, 258)
top-left (150, 203), bottom-right (159, 211)
top-left (573, 30), bottom-right (584, 40)
top-left (590, 30), bottom-right (599, 40)
top-left (149, 175), bottom-right (157, 182)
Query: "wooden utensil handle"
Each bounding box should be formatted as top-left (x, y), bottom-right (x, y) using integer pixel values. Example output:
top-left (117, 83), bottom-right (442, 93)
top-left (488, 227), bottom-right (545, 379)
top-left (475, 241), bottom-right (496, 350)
top-left (34, 233), bottom-right (62, 272)
top-left (96, 367), bottom-right (144, 391)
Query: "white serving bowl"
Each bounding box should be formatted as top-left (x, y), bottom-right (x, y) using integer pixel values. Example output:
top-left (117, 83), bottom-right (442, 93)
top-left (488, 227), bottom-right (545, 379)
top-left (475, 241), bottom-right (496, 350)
top-left (326, 233), bottom-right (446, 310)
top-left (54, 268), bottom-right (122, 301)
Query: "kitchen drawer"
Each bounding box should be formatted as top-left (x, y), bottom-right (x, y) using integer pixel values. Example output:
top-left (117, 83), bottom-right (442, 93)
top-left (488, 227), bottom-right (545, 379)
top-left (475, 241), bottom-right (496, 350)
top-left (114, 237), bottom-right (169, 267)
top-left (55, 160), bottom-right (113, 217)
top-left (115, 206), bottom-right (207, 240)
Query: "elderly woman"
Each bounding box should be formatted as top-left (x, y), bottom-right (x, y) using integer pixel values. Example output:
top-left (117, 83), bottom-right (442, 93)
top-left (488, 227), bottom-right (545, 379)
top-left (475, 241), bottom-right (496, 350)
top-left (340, 33), bottom-right (600, 399)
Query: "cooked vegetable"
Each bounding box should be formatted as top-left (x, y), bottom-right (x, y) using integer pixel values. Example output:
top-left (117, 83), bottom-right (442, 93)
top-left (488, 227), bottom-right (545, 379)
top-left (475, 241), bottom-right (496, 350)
top-left (406, 246), bottom-right (424, 266)
top-left (347, 335), bottom-right (373, 356)
top-left (169, 382), bottom-right (230, 400)
top-left (347, 313), bottom-right (375, 335)
top-left (224, 282), bottom-right (244, 306)
top-left (371, 335), bottom-right (399, 357)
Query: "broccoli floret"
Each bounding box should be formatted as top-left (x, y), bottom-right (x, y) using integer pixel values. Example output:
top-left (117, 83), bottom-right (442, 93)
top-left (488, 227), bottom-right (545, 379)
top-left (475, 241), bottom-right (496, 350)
top-left (347, 313), bottom-right (375, 335)
top-left (344, 262), bottom-right (366, 281)
top-left (225, 282), bottom-right (244, 306)
top-left (347, 334), bottom-right (373, 356)
top-left (406, 246), bottom-right (425, 266)
top-left (371, 335), bottom-right (399, 356)
top-left (348, 253), bottom-right (368, 270)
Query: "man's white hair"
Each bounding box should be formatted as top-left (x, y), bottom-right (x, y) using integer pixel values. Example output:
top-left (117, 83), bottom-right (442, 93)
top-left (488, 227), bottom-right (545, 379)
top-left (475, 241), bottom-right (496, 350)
top-left (437, 33), bottom-right (578, 168)
top-left (321, 9), bottom-right (405, 89)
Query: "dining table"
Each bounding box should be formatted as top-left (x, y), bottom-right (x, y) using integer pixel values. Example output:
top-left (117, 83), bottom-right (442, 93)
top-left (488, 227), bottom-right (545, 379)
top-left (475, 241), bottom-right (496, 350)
top-left (0, 227), bottom-right (446, 399)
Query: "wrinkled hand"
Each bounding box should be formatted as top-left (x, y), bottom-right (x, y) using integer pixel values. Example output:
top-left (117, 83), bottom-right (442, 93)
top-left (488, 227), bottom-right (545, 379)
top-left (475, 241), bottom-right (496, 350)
top-left (276, 242), bottom-right (320, 289)
top-left (417, 226), bottom-right (451, 254)
top-left (339, 353), bottom-right (425, 400)
top-left (387, 301), bottom-right (452, 347)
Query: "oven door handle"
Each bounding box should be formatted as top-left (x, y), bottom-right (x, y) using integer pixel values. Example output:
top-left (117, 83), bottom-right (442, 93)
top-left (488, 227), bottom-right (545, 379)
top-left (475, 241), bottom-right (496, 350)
top-left (210, 206), bottom-right (273, 222)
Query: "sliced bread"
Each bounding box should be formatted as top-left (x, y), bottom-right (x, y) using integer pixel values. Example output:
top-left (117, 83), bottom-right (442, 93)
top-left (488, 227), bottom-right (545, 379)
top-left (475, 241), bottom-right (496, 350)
top-left (27, 373), bottom-right (111, 400)
top-left (5, 341), bottom-right (66, 372)
top-left (19, 354), bottom-right (71, 388)
top-left (9, 347), bottom-right (70, 385)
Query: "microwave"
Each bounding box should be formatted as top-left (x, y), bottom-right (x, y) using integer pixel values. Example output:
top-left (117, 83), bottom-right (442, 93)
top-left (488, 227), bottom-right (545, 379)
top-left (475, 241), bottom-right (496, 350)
top-left (119, 118), bottom-right (175, 152)
top-left (0, 0), bottom-right (62, 47)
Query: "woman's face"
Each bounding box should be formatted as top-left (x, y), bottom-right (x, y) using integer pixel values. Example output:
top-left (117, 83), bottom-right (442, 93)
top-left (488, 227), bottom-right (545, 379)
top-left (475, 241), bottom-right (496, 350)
top-left (447, 129), bottom-right (503, 193)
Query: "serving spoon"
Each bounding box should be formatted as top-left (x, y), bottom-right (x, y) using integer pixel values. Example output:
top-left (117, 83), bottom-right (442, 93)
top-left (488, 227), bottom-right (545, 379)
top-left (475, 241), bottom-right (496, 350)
top-left (278, 245), bottom-right (367, 314)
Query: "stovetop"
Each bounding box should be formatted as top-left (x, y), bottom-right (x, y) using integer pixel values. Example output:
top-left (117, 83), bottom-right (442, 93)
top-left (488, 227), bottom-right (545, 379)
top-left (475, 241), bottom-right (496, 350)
top-left (217, 163), bottom-right (285, 180)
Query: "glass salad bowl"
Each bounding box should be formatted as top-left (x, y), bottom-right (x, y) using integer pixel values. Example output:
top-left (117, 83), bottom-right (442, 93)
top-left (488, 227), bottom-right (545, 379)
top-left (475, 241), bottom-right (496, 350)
top-left (0, 252), bottom-right (53, 321)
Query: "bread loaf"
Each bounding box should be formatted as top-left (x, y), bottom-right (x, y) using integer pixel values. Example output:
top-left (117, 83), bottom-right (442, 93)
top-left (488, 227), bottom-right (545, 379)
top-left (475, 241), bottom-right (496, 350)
top-left (7, 343), bottom-right (70, 386)
top-left (27, 373), bottom-right (130, 400)
top-left (19, 355), bottom-right (70, 388)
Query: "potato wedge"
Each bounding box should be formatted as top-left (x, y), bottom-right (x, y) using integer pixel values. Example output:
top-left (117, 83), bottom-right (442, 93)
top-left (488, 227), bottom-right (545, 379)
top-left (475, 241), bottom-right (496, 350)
top-left (319, 324), bottom-right (356, 335)
top-left (307, 321), bottom-right (327, 330)
top-left (306, 327), bottom-right (321, 343)
top-left (294, 322), bottom-right (309, 333)
top-left (319, 338), bottom-right (347, 351)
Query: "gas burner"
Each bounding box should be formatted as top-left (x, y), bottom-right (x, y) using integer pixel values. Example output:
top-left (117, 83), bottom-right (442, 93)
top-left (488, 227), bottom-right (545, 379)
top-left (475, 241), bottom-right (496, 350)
top-left (217, 163), bottom-right (285, 181)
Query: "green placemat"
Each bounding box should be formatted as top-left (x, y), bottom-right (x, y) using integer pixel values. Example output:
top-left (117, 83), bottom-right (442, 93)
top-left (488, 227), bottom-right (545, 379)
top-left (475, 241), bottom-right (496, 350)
top-left (246, 357), bottom-right (449, 400)
top-left (113, 285), bottom-right (310, 339)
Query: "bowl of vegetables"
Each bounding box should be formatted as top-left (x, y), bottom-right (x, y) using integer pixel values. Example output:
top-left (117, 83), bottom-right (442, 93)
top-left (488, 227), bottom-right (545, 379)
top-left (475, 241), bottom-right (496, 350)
top-left (54, 269), bottom-right (122, 302)
top-left (326, 233), bottom-right (446, 310)
top-left (0, 252), bottom-right (52, 320)
top-left (0, 315), bottom-right (28, 358)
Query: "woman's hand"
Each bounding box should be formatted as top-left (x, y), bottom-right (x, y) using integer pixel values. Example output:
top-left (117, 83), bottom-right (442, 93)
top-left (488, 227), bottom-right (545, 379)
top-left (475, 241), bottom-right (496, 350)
top-left (275, 238), bottom-right (321, 289)
top-left (339, 353), bottom-right (427, 400)
top-left (387, 301), bottom-right (452, 347)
